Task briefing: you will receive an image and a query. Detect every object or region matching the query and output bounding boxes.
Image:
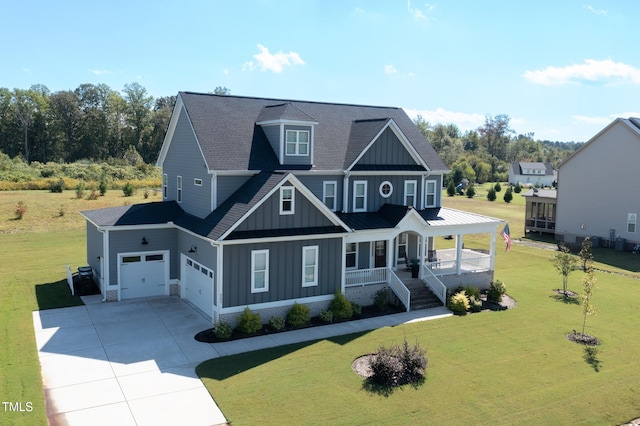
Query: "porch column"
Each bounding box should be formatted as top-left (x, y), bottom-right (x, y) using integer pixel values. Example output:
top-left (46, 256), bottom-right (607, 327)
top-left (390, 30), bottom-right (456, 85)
top-left (490, 229), bottom-right (497, 271)
top-left (386, 237), bottom-right (394, 272)
top-left (419, 234), bottom-right (427, 279)
top-left (456, 234), bottom-right (463, 275)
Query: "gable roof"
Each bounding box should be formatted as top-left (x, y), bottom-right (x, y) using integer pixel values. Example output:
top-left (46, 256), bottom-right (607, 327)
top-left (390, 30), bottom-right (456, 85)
top-left (160, 92), bottom-right (447, 173)
top-left (510, 161), bottom-right (554, 176)
top-left (80, 201), bottom-right (184, 227)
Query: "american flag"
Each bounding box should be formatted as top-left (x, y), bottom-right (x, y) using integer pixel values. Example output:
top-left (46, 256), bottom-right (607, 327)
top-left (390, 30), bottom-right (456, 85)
top-left (502, 223), bottom-right (511, 251)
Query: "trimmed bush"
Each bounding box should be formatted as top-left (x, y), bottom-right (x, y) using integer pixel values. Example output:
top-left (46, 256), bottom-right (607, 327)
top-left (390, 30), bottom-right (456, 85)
top-left (487, 280), bottom-right (507, 303)
top-left (494, 182), bottom-right (502, 192)
top-left (319, 309), bottom-right (334, 323)
top-left (503, 187), bottom-right (513, 203)
top-left (269, 316), bottom-right (286, 331)
top-left (487, 187), bottom-right (496, 201)
top-left (329, 290), bottom-right (353, 320)
top-left (122, 181), bottom-right (136, 197)
top-left (237, 306), bottom-right (262, 335)
top-left (373, 288), bottom-right (389, 312)
top-left (213, 321), bottom-right (233, 339)
top-left (448, 291), bottom-right (470, 315)
top-left (514, 182), bottom-right (522, 193)
top-left (286, 302), bottom-right (310, 327)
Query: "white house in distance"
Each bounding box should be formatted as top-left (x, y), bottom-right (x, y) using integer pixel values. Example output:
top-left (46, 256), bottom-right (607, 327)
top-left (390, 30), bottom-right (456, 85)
top-left (555, 117), bottom-right (640, 250)
top-left (508, 162), bottom-right (556, 187)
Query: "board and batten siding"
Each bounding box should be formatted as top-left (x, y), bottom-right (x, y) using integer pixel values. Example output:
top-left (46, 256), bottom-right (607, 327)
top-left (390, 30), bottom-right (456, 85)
top-left (294, 174), bottom-right (343, 212)
top-left (107, 228), bottom-right (178, 286)
top-left (234, 186), bottom-right (335, 232)
top-left (222, 238), bottom-right (342, 307)
top-left (162, 107), bottom-right (211, 218)
top-left (355, 127), bottom-right (418, 166)
top-left (348, 175), bottom-right (441, 212)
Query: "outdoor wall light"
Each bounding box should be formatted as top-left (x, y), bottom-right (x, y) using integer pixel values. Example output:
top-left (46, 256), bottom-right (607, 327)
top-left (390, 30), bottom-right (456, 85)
top-left (189, 245), bottom-right (197, 253)
top-left (141, 237), bottom-right (149, 245)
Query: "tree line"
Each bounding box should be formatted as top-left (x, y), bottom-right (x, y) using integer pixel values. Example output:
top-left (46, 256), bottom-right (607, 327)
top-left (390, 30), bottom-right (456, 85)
top-left (414, 114), bottom-right (583, 184)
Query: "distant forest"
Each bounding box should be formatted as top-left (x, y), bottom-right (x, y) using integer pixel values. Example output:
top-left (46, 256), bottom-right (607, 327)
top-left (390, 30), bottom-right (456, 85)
top-left (0, 83), bottom-right (581, 184)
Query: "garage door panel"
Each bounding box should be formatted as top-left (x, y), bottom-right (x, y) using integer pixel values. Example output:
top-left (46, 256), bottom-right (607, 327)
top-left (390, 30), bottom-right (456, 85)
top-left (183, 256), bottom-right (214, 318)
top-left (120, 252), bottom-right (168, 299)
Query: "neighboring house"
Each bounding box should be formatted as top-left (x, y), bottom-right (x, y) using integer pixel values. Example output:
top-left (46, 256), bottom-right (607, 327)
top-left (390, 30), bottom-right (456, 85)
top-left (555, 117), bottom-right (640, 249)
top-left (81, 93), bottom-right (504, 325)
top-left (509, 162), bottom-right (556, 187)
top-left (522, 188), bottom-right (556, 235)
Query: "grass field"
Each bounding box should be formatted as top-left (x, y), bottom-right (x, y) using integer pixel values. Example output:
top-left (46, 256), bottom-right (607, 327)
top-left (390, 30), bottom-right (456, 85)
top-left (2, 185), bottom-right (639, 425)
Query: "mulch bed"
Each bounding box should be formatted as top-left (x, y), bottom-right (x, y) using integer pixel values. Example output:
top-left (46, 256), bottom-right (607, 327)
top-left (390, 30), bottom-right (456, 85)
top-left (566, 332), bottom-right (601, 346)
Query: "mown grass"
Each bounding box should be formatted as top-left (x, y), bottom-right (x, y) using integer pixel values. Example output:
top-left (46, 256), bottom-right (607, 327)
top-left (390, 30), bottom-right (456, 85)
top-left (0, 190), bottom-right (156, 426)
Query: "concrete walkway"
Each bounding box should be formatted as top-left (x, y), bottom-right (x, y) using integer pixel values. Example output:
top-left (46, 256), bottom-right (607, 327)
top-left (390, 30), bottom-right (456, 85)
top-left (33, 295), bottom-right (452, 425)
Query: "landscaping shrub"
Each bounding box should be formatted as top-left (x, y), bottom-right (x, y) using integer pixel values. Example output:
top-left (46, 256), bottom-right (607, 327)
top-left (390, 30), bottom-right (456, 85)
top-left (368, 338), bottom-right (427, 386)
top-left (466, 184), bottom-right (476, 198)
top-left (213, 321), bottom-right (233, 339)
top-left (14, 201), bottom-right (27, 220)
top-left (448, 291), bottom-right (470, 315)
top-left (352, 303), bottom-right (362, 316)
top-left (494, 182), bottom-right (502, 192)
top-left (49, 178), bottom-right (65, 193)
top-left (373, 288), bottom-right (389, 312)
top-left (236, 307), bottom-right (262, 335)
top-left (269, 316), bottom-right (286, 331)
top-left (286, 302), bottom-right (310, 327)
top-left (319, 309), bottom-right (334, 323)
top-left (329, 290), bottom-right (353, 320)
top-left (469, 295), bottom-right (483, 312)
top-left (503, 187), bottom-right (513, 203)
top-left (514, 182), bottom-right (522, 193)
top-left (75, 182), bottom-right (85, 199)
top-left (487, 279), bottom-right (507, 303)
top-left (122, 181), bottom-right (136, 197)
top-left (464, 286), bottom-right (481, 301)
top-left (399, 339), bottom-right (428, 380)
top-left (487, 187), bottom-right (496, 201)
top-left (446, 180), bottom-right (456, 197)
top-left (99, 178), bottom-right (108, 196)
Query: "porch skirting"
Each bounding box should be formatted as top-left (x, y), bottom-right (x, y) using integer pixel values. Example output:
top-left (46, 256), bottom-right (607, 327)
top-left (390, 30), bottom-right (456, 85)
top-left (439, 271), bottom-right (494, 291)
top-left (345, 283), bottom-right (388, 307)
top-left (105, 289), bottom-right (118, 302)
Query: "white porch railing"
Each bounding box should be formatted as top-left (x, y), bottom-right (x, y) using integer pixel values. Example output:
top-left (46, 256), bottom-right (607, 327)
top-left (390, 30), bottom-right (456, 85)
top-left (345, 267), bottom-right (387, 287)
top-left (426, 248), bottom-right (491, 276)
top-left (66, 264), bottom-right (74, 296)
top-left (388, 268), bottom-right (411, 312)
top-left (421, 264), bottom-right (447, 305)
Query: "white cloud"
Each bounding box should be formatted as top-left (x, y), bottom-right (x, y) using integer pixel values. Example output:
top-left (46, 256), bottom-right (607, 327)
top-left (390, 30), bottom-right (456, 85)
top-left (404, 107), bottom-right (485, 131)
top-left (573, 112), bottom-right (640, 125)
top-left (243, 44), bottom-right (305, 74)
top-left (407, 0), bottom-right (435, 21)
top-left (91, 69), bottom-right (113, 75)
top-left (584, 4), bottom-right (607, 15)
top-left (384, 64), bottom-right (398, 75)
top-left (523, 59), bottom-right (640, 86)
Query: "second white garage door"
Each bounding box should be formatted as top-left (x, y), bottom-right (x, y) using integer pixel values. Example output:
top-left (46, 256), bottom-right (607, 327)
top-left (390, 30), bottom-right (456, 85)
top-left (119, 251), bottom-right (169, 299)
top-left (182, 256), bottom-right (214, 319)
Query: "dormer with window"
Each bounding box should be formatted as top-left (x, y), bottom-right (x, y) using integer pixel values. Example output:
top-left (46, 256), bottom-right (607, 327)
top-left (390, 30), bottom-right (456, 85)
top-left (256, 103), bottom-right (318, 167)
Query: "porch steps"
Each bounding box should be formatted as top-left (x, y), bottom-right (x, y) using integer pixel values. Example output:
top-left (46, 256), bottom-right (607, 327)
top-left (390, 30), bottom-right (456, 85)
top-left (403, 278), bottom-right (445, 311)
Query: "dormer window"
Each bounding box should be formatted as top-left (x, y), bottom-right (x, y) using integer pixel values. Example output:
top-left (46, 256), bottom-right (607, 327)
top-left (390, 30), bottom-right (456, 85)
top-left (280, 186), bottom-right (295, 215)
top-left (285, 130), bottom-right (309, 156)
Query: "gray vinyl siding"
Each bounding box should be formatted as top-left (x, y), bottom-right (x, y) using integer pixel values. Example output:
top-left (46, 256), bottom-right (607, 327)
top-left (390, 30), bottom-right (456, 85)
top-left (107, 228), bottom-right (178, 286)
top-left (357, 242), bottom-right (370, 269)
top-left (162, 107), bottom-right (212, 218)
top-left (261, 124), bottom-right (281, 161)
top-left (222, 238), bottom-right (342, 307)
top-left (295, 174), bottom-right (343, 212)
top-left (282, 125), bottom-right (313, 166)
top-left (217, 175), bottom-right (252, 207)
top-left (234, 185), bottom-right (335, 232)
top-left (348, 175), bottom-right (442, 212)
top-left (355, 127), bottom-right (418, 166)
top-left (86, 222), bottom-right (103, 279)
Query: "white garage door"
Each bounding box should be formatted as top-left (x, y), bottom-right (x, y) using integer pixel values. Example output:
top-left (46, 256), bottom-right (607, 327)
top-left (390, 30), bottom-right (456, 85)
top-left (120, 251), bottom-right (169, 299)
top-left (183, 256), bottom-right (214, 318)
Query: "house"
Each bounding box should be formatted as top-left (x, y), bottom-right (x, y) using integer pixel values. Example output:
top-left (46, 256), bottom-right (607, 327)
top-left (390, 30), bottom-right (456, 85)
top-left (522, 188), bottom-right (556, 235)
top-left (508, 161), bottom-right (556, 187)
top-left (80, 93), bottom-right (504, 325)
top-left (555, 117), bottom-right (640, 249)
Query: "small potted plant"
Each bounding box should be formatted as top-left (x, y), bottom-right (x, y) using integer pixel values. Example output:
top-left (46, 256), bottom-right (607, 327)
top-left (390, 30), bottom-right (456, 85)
top-left (410, 258), bottom-right (420, 278)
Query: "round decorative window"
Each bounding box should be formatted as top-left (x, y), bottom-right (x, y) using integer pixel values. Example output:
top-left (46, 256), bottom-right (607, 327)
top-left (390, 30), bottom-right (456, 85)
top-left (379, 181), bottom-right (393, 198)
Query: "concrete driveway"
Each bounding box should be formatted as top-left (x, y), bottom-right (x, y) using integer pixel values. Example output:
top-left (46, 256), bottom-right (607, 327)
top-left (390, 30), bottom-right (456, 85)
top-left (33, 295), bottom-right (227, 426)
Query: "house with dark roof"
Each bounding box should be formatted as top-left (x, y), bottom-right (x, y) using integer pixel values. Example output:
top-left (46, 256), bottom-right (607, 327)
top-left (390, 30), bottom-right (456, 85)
top-left (555, 117), bottom-right (640, 250)
top-left (81, 93), bottom-right (504, 324)
top-left (508, 161), bottom-right (556, 187)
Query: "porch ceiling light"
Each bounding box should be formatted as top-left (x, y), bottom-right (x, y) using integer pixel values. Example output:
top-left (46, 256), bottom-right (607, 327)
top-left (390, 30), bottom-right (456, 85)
top-left (141, 237), bottom-right (149, 245)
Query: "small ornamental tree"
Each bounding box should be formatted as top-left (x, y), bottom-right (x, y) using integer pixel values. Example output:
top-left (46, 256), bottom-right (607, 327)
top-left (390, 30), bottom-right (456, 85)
top-left (580, 267), bottom-right (597, 338)
top-left (552, 246), bottom-right (578, 296)
top-left (503, 187), bottom-right (513, 203)
top-left (514, 182), bottom-right (522, 193)
top-left (494, 182), bottom-right (502, 192)
top-left (465, 184), bottom-right (475, 198)
top-left (579, 237), bottom-right (594, 271)
top-left (447, 180), bottom-right (456, 197)
top-left (487, 187), bottom-right (497, 201)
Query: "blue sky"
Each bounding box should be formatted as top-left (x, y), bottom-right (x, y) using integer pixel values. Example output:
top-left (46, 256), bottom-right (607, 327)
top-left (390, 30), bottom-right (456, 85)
top-left (2, 0), bottom-right (639, 142)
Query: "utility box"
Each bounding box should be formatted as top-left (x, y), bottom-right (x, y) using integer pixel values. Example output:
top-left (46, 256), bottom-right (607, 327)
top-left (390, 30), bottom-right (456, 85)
top-left (590, 236), bottom-right (600, 248)
top-left (615, 237), bottom-right (626, 251)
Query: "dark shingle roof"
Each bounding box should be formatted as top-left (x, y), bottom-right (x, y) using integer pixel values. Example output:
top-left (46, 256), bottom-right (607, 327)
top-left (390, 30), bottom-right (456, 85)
top-left (178, 92), bottom-right (448, 172)
top-left (338, 204), bottom-right (434, 230)
top-left (80, 201), bottom-right (184, 227)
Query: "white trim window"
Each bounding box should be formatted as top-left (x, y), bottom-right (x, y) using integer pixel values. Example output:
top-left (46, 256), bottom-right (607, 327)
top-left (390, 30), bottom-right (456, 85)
top-left (323, 181), bottom-right (337, 211)
top-left (194, 178), bottom-right (203, 186)
top-left (302, 245), bottom-right (319, 287)
top-left (424, 179), bottom-right (437, 208)
top-left (251, 249), bottom-right (269, 293)
top-left (379, 181), bottom-right (393, 198)
top-left (177, 176), bottom-right (183, 203)
top-left (280, 186), bottom-right (295, 215)
top-left (353, 180), bottom-right (367, 212)
top-left (404, 180), bottom-right (417, 207)
top-left (628, 213), bottom-right (637, 233)
top-left (345, 242), bottom-right (357, 269)
top-left (285, 130), bottom-right (310, 156)
top-left (163, 173), bottom-right (168, 199)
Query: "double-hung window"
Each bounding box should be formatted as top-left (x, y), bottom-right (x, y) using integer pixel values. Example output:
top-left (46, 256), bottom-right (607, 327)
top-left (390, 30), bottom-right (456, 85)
top-left (424, 180), bottom-right (436, 208)
top-left (280, 186), bottom-right (295, 215)
top-left (177, 176), bottom-right (183, 203)
top-left (251, 250), bottom-right (269, 293)
top-left (345, 242), bottom-right (357, 269)
top-left (285, 130), bottom-right (309, 156)
top-left (302, 246), bottom-right (318, 287)
top-left (353, 181), bottom-right (367, 212)
top-left (628, 213), bottom-right (637, 233)
top-left (404, 180), bottom-right (417, 207)
top-left (163, 174), bottom-right (168, 199)
top-left (323, 181), bottom-right (337, 211)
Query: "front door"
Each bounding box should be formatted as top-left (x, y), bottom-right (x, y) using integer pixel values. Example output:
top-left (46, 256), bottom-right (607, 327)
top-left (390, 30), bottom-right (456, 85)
top-left (374, 241), bottom-right (386, 268)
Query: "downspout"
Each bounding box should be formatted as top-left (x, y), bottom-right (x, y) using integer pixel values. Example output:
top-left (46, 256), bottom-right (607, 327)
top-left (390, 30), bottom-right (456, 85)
top-left (98, 228), bottom-right (110, 302)
top-left (343, 171), bottom-right (350, 213)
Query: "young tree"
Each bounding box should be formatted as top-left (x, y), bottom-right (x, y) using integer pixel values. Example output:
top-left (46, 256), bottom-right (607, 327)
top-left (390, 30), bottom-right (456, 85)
top-left (552, 246), bottom-right (578, 295)
top-left (487, 187), bottom-right (496, 201)
top-left (503, 187), bottom-right (513, 203)
top-left (447, 180), bottom-right (456, 197)
top-left (580, 267), bottom-right (597, 338)
top-left (466, 184), bottom-right (475, 198)
top-left (579, 237), bottom-right (594, 272)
